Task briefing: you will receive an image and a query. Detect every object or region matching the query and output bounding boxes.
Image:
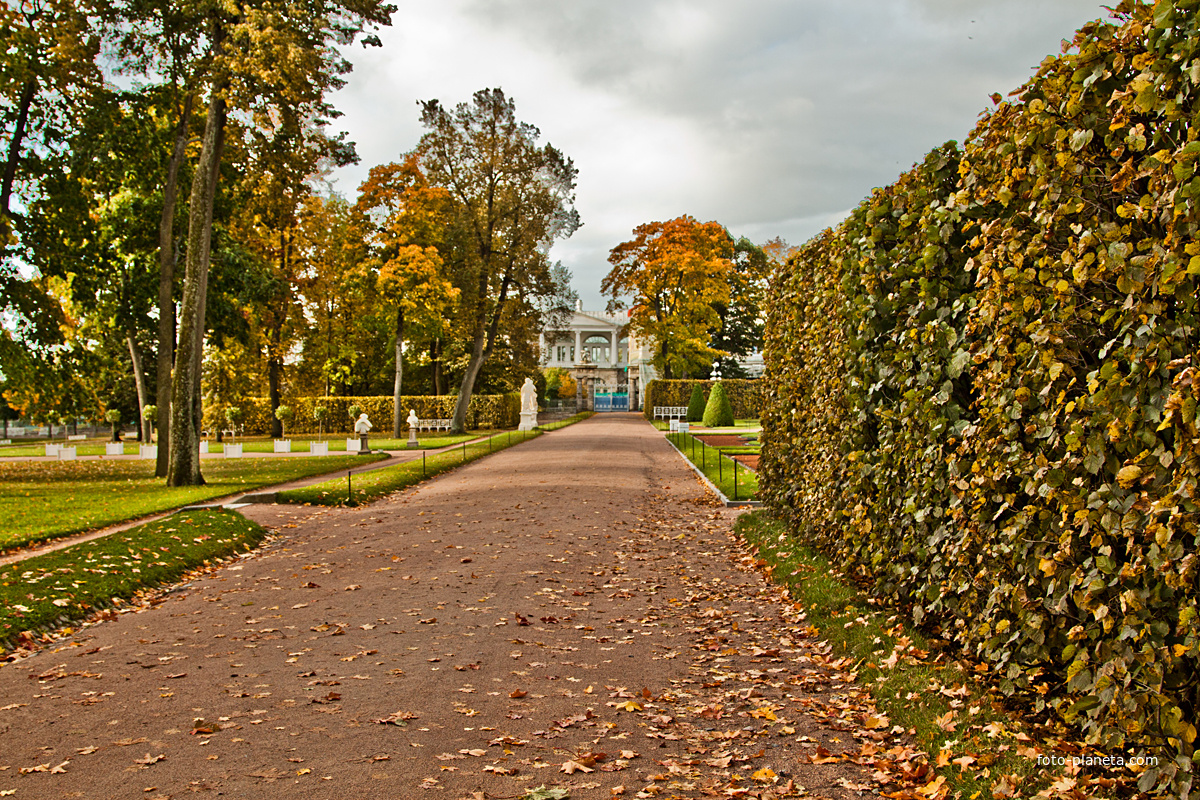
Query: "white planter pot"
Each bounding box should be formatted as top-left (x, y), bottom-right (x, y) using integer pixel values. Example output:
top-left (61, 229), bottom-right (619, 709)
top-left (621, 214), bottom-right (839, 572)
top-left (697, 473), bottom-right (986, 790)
top-left (105, 442), bottom-right (124, 456)
top-left (224, 443), bottom-right (243, 458)
top-left (57, 446), bottom-right (77, 461)
top-left (45, 443), bottom-right (60, 457)
top-left (346, 438), bottom-right (361, 452)
top-left (139, 444), bottom-right (157, 460)
top-left (273, 439), bottom-right (292, 453)
top-left (309, 441), bottom-right (329, 456)
top-left (678, 422), bottom-right (690, 433)
top-left (199, 440), bottom-right (209, 454)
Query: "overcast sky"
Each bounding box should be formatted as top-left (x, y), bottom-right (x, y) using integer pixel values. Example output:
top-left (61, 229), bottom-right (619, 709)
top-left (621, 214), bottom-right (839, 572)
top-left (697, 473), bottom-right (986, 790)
top-left (328, 0), bottom-right (1113, 310)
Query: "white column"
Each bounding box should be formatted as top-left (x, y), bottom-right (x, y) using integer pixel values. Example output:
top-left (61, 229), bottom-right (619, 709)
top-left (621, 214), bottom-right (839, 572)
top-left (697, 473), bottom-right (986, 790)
top-left (610, 329), bottom-right (618, 365)
top-left (575, 329), bottom-right (582, 363)
top-left (538, 333), bottom-right (545, 363)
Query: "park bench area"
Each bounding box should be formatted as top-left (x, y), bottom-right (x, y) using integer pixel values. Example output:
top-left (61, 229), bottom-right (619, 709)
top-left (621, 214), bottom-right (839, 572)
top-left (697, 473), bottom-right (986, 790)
top-left (411, 417), bottom-right (452, 434)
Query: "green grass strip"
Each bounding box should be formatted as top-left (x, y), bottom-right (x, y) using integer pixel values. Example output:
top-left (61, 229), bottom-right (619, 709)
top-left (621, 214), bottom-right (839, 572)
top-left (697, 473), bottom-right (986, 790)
top-left (277, 430), bottom-right (542, 506)
top-left (735, 511), bottom-right (1054, 799)
top-left (666, 431), bottom-right (758, 501)
top-left (536, 411), bottom-right (596, 431)
top-left (0, 453), bottom-right (383, 552)
top-left (0, 509), bottom-right (265, 652)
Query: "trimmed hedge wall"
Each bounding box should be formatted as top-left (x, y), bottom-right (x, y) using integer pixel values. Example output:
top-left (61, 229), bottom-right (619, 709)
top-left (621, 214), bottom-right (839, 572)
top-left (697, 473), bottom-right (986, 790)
top-left (642, 379), bottom-right (762, 421)
top-left (203, 394), bottom-right (520, 436)
top-left (761, 5), bottom-right (1200, 794)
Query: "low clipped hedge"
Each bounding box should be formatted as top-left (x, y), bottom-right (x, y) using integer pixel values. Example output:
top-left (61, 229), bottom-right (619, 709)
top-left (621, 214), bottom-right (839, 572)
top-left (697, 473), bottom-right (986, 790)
top-left (643, 379), bottom-right (761, 421)
top-left (761, 4), bottom-right (1200, 795)
top-left (203, 394), bottom-right (520, 436)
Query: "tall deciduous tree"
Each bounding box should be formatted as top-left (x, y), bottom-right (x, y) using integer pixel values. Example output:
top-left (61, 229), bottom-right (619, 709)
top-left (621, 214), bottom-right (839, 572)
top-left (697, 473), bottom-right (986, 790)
top-left (602, 215), bottom-right (734, 378)
top-left (356, 155), bottom-right (459, 437)
top-left (417, 88), bottom-right (580, 434)
top-left (166, 0), bottom-right (394, 486)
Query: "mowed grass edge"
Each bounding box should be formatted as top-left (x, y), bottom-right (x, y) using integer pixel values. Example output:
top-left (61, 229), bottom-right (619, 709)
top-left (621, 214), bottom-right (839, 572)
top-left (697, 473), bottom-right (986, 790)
top-left (667, 430), bottom-right (759, 501)
top-left (277, 429), bottom-right (542, 506)
top-left (0, 453), bottom-right (385, 553)
top-left (0, 509), bottom-right (264, 653)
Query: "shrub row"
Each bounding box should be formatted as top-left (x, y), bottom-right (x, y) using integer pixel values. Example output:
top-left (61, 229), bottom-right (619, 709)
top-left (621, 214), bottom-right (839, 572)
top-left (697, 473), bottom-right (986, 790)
top-left (202, 394), bottom-right (520, 436)
top-left (642, 379), bottom-right (762, 420)
top-left (760, 4), bottom-right (1199, 794)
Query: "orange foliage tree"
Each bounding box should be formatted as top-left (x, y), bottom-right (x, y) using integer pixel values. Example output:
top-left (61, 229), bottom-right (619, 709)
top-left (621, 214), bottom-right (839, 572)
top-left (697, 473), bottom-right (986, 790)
top-left (602, 215), bottom-right (734, 378)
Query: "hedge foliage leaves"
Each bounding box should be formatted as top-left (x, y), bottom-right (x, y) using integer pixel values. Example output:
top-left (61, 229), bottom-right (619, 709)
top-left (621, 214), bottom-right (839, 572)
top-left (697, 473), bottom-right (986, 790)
top-left (202, 394), bottom-right (520, 436)
top-left (760, 2), bottom-right (1200, 793)
top-left (643, 379), bottom-right (763, 420)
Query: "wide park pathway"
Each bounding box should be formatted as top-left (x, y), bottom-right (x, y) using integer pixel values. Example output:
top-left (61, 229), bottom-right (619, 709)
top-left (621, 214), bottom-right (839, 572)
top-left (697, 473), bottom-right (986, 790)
top-left (0, 414), bottom-right (883, 799)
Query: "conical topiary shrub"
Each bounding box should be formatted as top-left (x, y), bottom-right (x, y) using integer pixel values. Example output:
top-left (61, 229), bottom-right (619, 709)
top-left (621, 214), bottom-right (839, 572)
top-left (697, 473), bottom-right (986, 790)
top-left (702, 382), bottom-right (735, 428)
top-left (686, 384), bottom-right (706, 422)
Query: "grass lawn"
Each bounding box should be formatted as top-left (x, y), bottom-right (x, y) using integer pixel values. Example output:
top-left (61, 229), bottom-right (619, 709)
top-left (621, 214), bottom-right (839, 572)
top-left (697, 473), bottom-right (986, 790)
top-left (0, 440), bottom-right (138, 458)
top-left (734, 511), bottom-right (1097, 799)
top-left (666, 430), bottom-right (758, 501)
top-left (279, 429), bottom-right (541, 506)
top-left (0, 432), bottom-right (493, 459)
top-left (648, 417), bottom-right (760, 432)
top-left (217, 431), bottom-right (490, 452)
top-left (536, 411), bottom-right (596, 431)
top-left (0, 453), bottom-right (384, 552)
top-left (0, 509), bottom-right (263, 651)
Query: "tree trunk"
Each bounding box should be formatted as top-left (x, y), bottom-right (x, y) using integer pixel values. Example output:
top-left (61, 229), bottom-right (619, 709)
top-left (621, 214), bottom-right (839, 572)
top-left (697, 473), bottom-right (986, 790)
top-left (391, 306), bottom-right (404, 438)
top-left (127, 333), bottom-right (149, 443)
top-left (0, 77), bottom-right (37, 220)
top-left (432, 338), bottom-right (442, 395)
top-left (450, 332), bottom-right (486, 434)
top-left (167, 87), bottom-right (226, 487)
top-left (268, 351), bottom-right (283, 438)
top-left (155, 93), bottom-right (193, 476)
top-left (451, 270), bottom-right (514, 433)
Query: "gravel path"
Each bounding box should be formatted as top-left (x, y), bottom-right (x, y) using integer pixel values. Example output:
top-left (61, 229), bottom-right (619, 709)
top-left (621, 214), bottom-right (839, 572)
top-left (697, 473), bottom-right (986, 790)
top-left (0, 414), bottom-right (880, 799)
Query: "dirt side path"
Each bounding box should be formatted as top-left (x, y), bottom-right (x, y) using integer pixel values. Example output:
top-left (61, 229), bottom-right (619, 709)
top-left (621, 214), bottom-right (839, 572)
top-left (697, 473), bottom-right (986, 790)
top-left (0, 414), bottom-right (886, 799)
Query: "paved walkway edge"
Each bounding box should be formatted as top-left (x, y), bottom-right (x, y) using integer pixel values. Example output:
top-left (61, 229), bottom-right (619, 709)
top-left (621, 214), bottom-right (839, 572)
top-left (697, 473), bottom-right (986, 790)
top-left (665, 433), bottom-right (762, 507)
top-left (0, 436), bottom-right (507, 567)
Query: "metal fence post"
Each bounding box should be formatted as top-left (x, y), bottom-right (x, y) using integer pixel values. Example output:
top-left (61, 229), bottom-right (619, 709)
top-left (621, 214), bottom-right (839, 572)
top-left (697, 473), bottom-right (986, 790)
top-left (347, 470), bottom-right (353, 506)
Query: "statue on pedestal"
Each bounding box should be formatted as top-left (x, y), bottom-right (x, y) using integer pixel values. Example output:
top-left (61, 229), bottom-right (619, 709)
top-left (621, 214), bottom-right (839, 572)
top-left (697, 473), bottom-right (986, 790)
top-left (406, 409), bottom-right (420, 448)
top-left (354, 413), bottom-right (373, 454)
top-left (519, 377), bottom-right (539, 431)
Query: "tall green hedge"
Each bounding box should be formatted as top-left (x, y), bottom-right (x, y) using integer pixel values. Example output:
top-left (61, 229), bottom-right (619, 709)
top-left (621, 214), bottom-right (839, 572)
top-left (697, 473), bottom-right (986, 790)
top-left (203, 394), bottom-right (520, 436)
top-left (643, 379), bottom-right (762, 420)
top-left (761, 4), bottom-right (1200, 794)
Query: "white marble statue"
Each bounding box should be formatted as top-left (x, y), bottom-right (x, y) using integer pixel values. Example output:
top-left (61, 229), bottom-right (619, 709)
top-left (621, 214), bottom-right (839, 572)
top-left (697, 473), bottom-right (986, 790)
top-left (406, 409), bottom-right (419, 428)
top-left (520, 377), bottom-right (538, 412)
top-left (519, 377), bottom-right (539, 431)
top-left (354, 413), bottom-right (373, 435)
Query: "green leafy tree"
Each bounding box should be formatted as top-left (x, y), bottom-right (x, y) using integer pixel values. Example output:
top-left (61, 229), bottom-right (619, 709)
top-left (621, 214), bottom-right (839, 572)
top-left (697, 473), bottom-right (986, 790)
top-left (417, 88), bottom-right (580, 434)
top-left (702, 382), bottom-right (734, 428)
top-left (167, 0), bottom-right (394, 486)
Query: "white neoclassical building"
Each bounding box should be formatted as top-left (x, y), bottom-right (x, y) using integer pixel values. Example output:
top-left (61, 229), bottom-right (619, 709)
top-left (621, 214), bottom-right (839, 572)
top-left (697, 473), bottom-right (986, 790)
top-left (538, 302), bottom-right (656, 410)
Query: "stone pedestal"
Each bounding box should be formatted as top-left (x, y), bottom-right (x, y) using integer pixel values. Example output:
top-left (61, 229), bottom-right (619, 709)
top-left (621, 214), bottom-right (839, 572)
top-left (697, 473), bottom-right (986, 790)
top-left (518, 410), bottom-right (538, 431)
top-left (407, 428), bottom-right (419, 448)
top-left (357, 434), bottom-right (371, 454)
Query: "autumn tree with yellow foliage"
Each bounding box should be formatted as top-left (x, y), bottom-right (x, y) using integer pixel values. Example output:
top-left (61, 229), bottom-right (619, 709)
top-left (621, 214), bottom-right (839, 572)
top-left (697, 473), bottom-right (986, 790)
top-left (602, 215), bottom-right (735, 379)
top-left (356, 154), bottom-right (460, 437)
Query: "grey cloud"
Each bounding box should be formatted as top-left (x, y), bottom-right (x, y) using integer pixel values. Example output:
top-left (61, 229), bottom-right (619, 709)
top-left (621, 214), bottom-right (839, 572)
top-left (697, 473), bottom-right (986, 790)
top-left (333, 0), bottom-right (1113, 306)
